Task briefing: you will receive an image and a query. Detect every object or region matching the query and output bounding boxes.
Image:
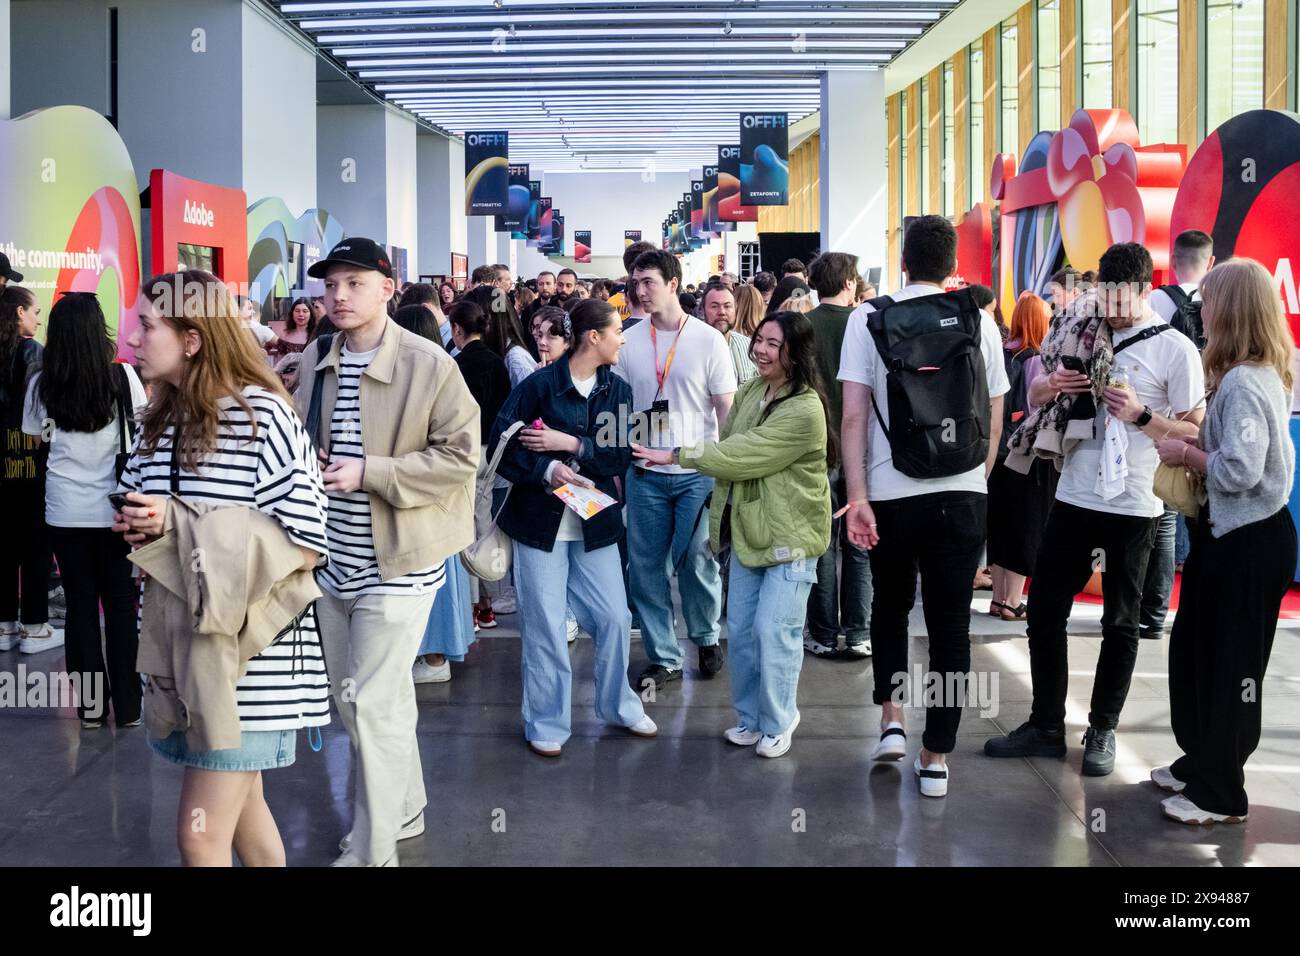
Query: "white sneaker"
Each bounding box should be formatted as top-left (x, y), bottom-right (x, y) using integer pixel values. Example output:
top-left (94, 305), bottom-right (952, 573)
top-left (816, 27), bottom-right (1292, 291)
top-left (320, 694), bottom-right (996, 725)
top-left (339, 812), bottom-right (426, 853)
top-left (756, 711), bottom-right (801, 758)
top-left (412, 659), bottom-right (451, 684)
top-left (18, 624), bottom-right (64, 655)
top-left (914, 756), bottom-right (949, 798)
top-left (1150, 766), bottom-right (1186, 793)
top-left (841, 640), bottom-right (872, 659)
top-left (331, 849), bottom-right (398, 867)
top-left (625, 714), bottom-right (658, 737)
top-left (803, 634), bottom-right (839, 657)
top-left (870, 722), bottom-right (907, 761)
top-left (0, 622), bottom-right (21, 652)
top-left (492, 588), bottom-right (518, 615)
top-left (529, 739), bottom-right (562, 757)
top-left (1161, 793), bottom-right (1246, 825)
top-left (724, 725), bottom-right (762, 746)
top-left (566, 617), bottom-right (580, 643)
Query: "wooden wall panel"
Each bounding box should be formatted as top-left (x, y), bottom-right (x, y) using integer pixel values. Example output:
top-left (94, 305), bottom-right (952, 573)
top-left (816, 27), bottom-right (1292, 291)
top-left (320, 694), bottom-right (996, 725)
top-left (1060, 0), bottom-right (1078, 125)
top-left (887, 94), bottom-right (900, 279)
top-left (1264, 0), bottom-right (1289, 109)
top-left (1113, 0), bottom-right (1130, 113)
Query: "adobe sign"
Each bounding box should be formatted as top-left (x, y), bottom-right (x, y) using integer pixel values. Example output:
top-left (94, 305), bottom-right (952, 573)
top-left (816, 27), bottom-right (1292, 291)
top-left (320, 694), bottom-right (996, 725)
top-left (149, 168), bottom-right (248, 286)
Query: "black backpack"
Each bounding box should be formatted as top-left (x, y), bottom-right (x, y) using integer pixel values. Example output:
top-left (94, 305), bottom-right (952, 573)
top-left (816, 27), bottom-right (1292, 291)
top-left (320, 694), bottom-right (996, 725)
top-left (865, 288), bottom-right (991, 480)
top-left (999, 347), bottom-right (1037, 458)
top-left (1160, 285), bottom-right (1204, 351)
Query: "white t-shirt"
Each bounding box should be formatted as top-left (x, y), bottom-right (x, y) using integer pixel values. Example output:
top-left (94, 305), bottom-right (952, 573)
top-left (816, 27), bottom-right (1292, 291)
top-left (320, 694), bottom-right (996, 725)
top-left (245, 319), bottom-right (275, 346)
top-left (22, 365), bottom-right (147, 527)
top-left (615, 315), bottom-right (737, 474)
top-left (546, 372), bottom-right (597, 541)
top-left (1056, 315), bottom-right (1205, 517)
top-left (1149, 282), bottom-right (1200, 325)
top-left (837, 284), bottom-right (1011, 502)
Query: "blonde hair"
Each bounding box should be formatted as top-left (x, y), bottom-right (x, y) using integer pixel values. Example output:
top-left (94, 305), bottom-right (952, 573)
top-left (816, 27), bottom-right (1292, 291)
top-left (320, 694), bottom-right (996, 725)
top-left (1200, 258), bottom-right (1294, 394)
top-left (137, 270), bottom-right (291, 470)
top-left (779, 294), bottom-right (816, 315)
top-left (733, 283), bottom-right (765, 338)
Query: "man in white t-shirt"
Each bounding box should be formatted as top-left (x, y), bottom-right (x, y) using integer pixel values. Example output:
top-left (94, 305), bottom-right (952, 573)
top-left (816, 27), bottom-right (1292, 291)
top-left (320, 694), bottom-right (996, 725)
top-left (984, 242), bottom-right (1204, 777)
top-left (617, 249), bottom-right (737, 691)
top-left (839, 215), bottom-right (1009, 798)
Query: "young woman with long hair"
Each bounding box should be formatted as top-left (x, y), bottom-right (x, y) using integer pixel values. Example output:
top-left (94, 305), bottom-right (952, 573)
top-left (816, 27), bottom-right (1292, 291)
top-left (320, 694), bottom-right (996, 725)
top-left (732, 283), bottom-right (766, 339)
top-left (1153, 258), bottom-right (1297, 825)
top-left (634, 310), bottom-right (831, 758)
top-left (274, 296), bottom-right (316, 357)
top-left (22, 293), bottom-right (145, 725)
top-left (489, 298), bottom-right (657, 756)
top-left (465, 284), bottom-right (537, 388)
top-left (0, 285), bottom-right (59, 653)
top-left (987, 291), bottom-right (1055, 621)
top-left (114, 270), bottom-right (329, 865)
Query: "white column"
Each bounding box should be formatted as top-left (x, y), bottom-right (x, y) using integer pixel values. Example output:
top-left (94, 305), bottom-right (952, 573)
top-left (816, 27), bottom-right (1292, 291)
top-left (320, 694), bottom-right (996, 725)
top-left (820, 69), bottom-right (887, 286)
top-left (317, 104), bottom-right (390, 243)
top-left (466, 215), bottom-right (495, 274)
top-left (417, 132), bottom-right (464, 279)
top-left (495, 231), bottom-right (517, 276)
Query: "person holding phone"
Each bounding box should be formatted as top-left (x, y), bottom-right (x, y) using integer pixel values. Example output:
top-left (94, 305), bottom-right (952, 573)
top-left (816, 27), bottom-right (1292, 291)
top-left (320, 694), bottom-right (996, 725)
top-left (487, 298), bottom-right (656, 757)
top-left (114, 270), bottom-right (330, 866)
top-left (22, 292), bottom-right (146, 727)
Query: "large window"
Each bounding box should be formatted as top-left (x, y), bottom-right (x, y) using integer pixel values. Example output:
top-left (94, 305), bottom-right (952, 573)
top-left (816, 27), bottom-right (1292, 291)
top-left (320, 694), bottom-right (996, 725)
top-left (921, 75), bottom-right (931, 212)
top-left (1038, 0), bottom-right (1061, 130)
top-left (1206, 0), bottom-right (1265, 131)
top-left (1081, 0), bottom-right (1113, 108)
top-left (970, 41), bottom-right (985, 206)
top-left (1137, 0), bottom-right (1179, 144)
top-left (943, 60), bottom-right (956, 216)
top-left (1001, 16), bottom-right (1019, 155)
top-left (900, 92), bottom-right (909, 213)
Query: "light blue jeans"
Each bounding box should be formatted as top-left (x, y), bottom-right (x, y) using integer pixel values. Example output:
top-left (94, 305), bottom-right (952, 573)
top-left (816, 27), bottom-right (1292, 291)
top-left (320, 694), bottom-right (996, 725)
top-left (514, 539), bottom-right (647, 744)
top-left (726, 556), bottom-right (817, 737)
top-left (626, 467), bottom-right (722, 670)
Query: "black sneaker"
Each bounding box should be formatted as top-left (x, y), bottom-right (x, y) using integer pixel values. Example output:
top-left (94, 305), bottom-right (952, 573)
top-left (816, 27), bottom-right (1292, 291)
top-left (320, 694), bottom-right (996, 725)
top-left (698, 644), bottom-right (725, 678)
top-left (1081, 726), bottom-right (1116, 776)
top-left (983, 721), bottom-right (1068, 758)
top-left (635, 664), bottom-right (683, 693)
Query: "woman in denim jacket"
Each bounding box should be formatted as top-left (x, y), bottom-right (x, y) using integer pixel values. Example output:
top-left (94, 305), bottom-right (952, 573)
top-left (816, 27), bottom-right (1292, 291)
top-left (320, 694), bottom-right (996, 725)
top-left (488, 299), bottom-right (657, 757)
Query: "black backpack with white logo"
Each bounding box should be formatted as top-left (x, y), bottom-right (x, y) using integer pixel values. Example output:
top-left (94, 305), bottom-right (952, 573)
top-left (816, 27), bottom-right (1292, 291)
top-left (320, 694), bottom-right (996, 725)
top-left (865, 287), bottom-right (991, 479)
top-left (1160, 285), bottom-right (1204, 351)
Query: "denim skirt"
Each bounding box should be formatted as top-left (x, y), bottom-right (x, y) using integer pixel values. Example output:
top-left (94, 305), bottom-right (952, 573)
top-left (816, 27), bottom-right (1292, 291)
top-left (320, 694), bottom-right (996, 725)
top-left (150, 728), bottom-right (298, 772)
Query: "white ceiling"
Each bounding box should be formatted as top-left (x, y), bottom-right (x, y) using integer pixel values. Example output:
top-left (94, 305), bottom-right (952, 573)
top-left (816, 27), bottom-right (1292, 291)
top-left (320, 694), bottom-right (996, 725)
top-left (275, 0), bottom-right (959, 173)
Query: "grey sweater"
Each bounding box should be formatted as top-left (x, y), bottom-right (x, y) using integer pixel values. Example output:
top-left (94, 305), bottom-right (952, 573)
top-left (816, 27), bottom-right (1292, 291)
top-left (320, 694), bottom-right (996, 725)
top-left (1202, 364), bottom-right (1295, 537)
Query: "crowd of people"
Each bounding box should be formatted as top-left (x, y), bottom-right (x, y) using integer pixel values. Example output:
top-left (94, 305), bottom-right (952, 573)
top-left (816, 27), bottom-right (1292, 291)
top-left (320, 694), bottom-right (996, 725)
top-left (0, 211), bottom-right (1293, 864)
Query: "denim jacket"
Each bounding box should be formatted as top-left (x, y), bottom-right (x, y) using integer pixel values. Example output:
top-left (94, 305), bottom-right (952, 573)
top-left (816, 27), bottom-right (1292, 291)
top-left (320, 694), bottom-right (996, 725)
top-left (488, 355), bottom-right (633, 552)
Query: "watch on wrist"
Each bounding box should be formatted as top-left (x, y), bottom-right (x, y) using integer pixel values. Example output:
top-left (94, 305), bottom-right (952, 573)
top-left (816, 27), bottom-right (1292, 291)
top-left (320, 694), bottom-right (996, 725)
top-left (1135, 405), bottom-right (1153, 427)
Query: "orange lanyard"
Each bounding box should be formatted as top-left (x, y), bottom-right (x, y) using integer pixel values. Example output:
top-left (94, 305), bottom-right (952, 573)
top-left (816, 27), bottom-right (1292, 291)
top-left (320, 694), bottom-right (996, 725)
top-left (650, 315), bottom-right (687, 395)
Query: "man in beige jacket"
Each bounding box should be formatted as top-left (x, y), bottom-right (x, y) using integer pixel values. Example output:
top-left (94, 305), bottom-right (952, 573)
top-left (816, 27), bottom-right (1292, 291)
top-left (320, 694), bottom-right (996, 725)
top-left (297, 238), bottom-right (479, 866)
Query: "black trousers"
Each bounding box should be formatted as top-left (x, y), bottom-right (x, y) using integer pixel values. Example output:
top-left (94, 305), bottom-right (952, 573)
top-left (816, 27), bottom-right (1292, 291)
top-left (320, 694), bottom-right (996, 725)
top-left (47, 526), bottom-right (141, 724)
top-left (868, 491), bottom-right (986, 754)
top-left (1169, 507), bottom-right (1296, 816)
top-left (0, 480), bottom-right (50, 624)
top-left (1027, 501), bottom-right (1157, 732)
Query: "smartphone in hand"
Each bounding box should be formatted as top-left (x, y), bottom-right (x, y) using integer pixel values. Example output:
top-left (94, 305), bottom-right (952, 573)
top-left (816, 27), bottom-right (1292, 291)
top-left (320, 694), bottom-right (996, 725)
top-left (107, 492), bottom-right (130, 512)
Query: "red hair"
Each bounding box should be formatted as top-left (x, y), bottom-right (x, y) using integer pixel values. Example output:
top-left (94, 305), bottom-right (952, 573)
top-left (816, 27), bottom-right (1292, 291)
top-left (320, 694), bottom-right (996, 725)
top-left (1009, 292), bottom-right (1050, 355)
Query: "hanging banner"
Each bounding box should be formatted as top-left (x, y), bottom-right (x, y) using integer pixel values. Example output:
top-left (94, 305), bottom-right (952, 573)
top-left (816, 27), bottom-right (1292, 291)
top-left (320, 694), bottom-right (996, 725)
top-left (523, 180), bottom-right (543, 240)
top-left (529, 196), bottom-right (553, 247)
top-left (464, 131), bottom-right (509, 215)
top-left (740, 113), bottom-right (789, 206)
top-left (718, 144), bottom-right (759, 222)
top-left (702, 161), bottom-right (735, 234)
top-left (496, 163), bottom-right (530, 232)
top-left (546, 214), bottom-right (565, 257)
top-left (624, 229), bottom-right (642, 248)
top-left (574, 230), bottom-right (592, 263)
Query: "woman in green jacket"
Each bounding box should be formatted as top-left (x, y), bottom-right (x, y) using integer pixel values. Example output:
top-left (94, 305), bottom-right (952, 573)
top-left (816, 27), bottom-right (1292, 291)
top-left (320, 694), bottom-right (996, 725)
top-left (634, 310), bottom-right (831, 757)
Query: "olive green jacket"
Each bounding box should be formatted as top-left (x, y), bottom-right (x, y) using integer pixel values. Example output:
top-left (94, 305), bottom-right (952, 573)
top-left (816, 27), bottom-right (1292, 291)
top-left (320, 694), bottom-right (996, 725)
top-left (680, 377), bottom-right (830, 568)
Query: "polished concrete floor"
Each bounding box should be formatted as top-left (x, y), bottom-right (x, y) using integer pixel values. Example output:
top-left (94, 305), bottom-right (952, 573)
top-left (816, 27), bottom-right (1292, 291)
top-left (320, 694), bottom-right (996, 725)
top-left (2, 596), bottom-right (1299, 867)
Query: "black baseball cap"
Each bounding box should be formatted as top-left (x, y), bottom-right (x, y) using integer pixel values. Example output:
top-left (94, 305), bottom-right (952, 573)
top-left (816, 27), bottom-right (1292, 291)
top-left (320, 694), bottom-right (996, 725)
top-left (307, 238), bottom-right (393, 279)
top-left (0, 252), bottom-right (23, 283)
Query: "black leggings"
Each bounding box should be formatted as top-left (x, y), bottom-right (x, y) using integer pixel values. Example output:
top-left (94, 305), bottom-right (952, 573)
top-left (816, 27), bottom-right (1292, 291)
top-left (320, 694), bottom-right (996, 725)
top-left (0, 480), bottom-right (50, 624)
top-left (48, 526), bottom-right (141, 724)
